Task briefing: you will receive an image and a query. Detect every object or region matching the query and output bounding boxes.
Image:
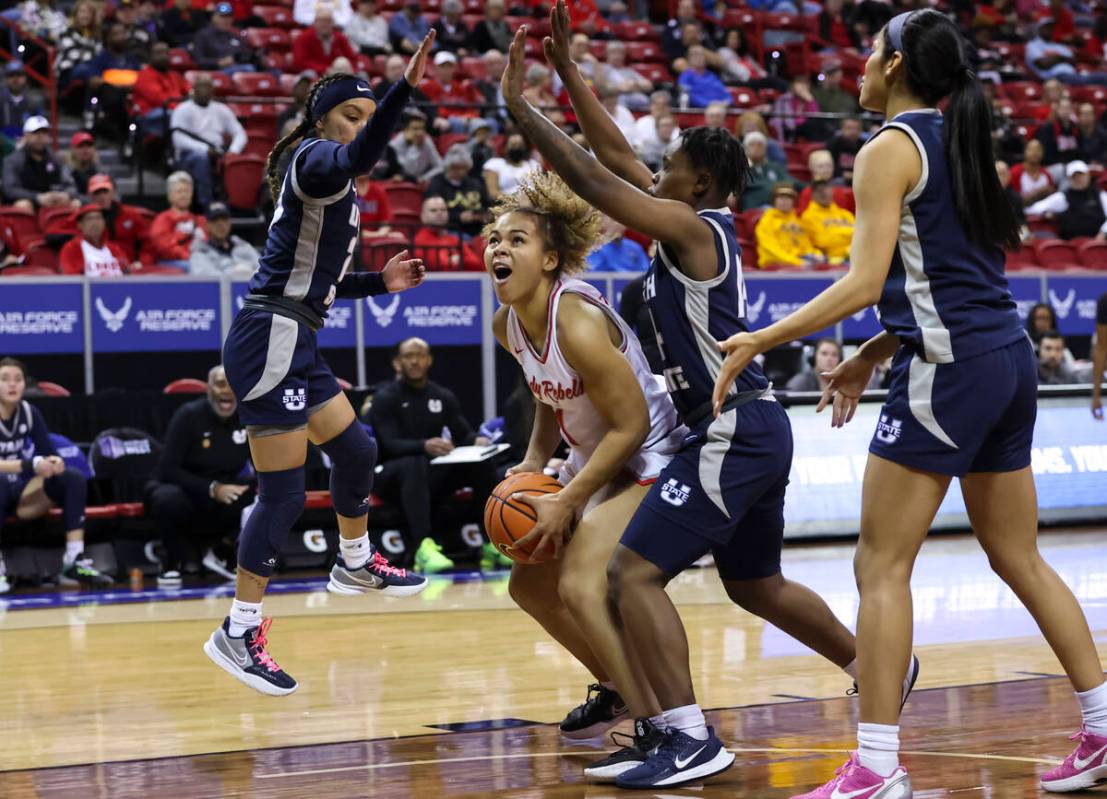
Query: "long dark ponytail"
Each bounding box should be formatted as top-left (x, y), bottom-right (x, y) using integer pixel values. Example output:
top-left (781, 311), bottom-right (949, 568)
top-left (884, 10), bottom-right (1021, 251)
top-left (265, 73), bottom-right (356, 204)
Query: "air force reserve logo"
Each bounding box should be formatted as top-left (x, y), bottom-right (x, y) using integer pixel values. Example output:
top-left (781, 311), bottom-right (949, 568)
top-left (659, 478), bottom-right (692, 507)
top-left (95, 296), bottom-right (132, 332)
top-left (367, 295), bottom-right (401, 327)
top-left (283, 388), bottom-right (307, 412)
top-left (1048, 288), bottom-right (1076, 319)
top-left (744, 291), bottom-right (766, 324)
top-left (874, 414), bottom-right (903, 444)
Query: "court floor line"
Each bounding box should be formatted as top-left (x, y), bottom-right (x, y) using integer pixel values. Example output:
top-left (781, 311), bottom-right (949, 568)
top-left (254, 747), bottom-right (1062, 780)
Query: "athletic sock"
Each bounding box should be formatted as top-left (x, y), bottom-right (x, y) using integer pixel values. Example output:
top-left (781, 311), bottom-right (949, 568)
top-left (648, 714), bottom-right (669, 733)
top-left (662, 703), bottom-right (709, 741)
top-left (339, 533), bottom-right (373, 570)
top-left (63, 541), bottom-right (83, 566)
top-left (857, 722), bottom-right (900, 777)
top-left (228, 599), bottom-right (263, 637)
top-left (1077, 681), bottom-right (1107, 736)
top-left (843, 659), bottom-right (858, 680)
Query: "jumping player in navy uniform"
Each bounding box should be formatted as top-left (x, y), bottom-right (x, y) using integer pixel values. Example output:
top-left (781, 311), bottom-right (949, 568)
top-left (0, 357), bottom-right (110, 591)
top-left (500, 5), bottom-right (893, 788)
top-left (713, 11), bottom-right (1107, 798)
top-left (205, 31), bottom-right (436, 697)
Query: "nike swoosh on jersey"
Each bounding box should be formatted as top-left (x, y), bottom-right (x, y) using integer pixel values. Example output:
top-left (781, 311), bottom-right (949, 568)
top-left (673, 744), bottom-right (707, 770)
top-left (1073, 744), bottom-right (1107, 770)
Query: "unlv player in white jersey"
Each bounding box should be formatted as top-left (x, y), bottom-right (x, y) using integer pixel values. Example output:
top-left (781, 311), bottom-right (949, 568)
top-left (488, 172), bottom-right (686, 750)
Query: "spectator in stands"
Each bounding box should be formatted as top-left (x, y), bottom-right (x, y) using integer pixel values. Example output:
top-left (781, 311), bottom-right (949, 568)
top-left (87, 173), bottom-right (148, 263)
top-left (1037, 329), bottom-right (1080, 384)
top-left (1026, 303), bottom-right (1062, 351)
top-left (135, 0), bottom-right (159, 39)
top-left (113, 0), bottom-right (151, 60)
top-left (813, 58), bottom-right (859, 118)
top-left (433, 0), bottom-right (472, 55)
top-left (388, 2), bottom-right (431, 56)
top-left (293, 0), bottom-right (352, 27)
top-left (372, 53), bottom-right (439, 131)
top-left (636, 113), bottom-right (676, 170)
top-left (383, 110), bottom-right (443, 182)
top-left (474, 51), bottom-right (507, 123)
top-left (662, 0), bottom-right (704, 70)
top-left (670, 22), bottom-right (722, 76)
top-left (56, 0), bottom-right (102, 86)
top-left (369, 337), bottom-right (494, 571)
top-left (703, 100), bottom-right (728, 129)
top-left (0, 62), bottom-right (43, 141)
top-left (472, 0), bottom-right (512, 55)
top-left (0, 357), bottom-right (111, 591)
top-left (1077, 102), bottom-right (1107, 166)
top-left (771, 74), bottom-right (820, 142)
top-left (736, 109), bottom-right (787, 164)
top-left (1036, 95), bottom-right (1080, 166)
top-left (347, 0), bottom-right (391, 55)
top-left (1026, 160), bottom-right (1107, 240)
top-left (1027, 17), bottom-right (1107, 86)
top-left (718, 27), bottom-right (777, 89)
top-left (785, 338), bottom-right (843, 392)
top-left (995, 160), bottom-right (1029, 234)
top-left (523, 63), bottom-right (566, 127)
top-left (634, 90), bottom-right (680, 154)
top-left (826, 116), bottom-right (863, 184)
top-left (2, 117), bottom-right (79, 212)
top-left (483, 132), bottom-right (541, 200)
top-left (678, 46), bottom-right (730, 109)
top-left (600, 86), bottom-right (636, 141)
top-left (162, 0), bottom-right (206, 48)
top-left (170, 73), bottom-right (247, 209)
top-left (193, 3), bottom-right (256, 75)
top-left (553, 33), bottom-right (599, 94)
top-left (276, 70), bottom-right (314, 136)
top-left (801, 179), bottom-right (854, 264)
top-left (414, 196), bottom-right (482, 270)
top-left (133, 42), bottom-right (191, 134)
top-left (586, 215), bottom-right (649, 272)
top-left (1010, 138), bottom-right (1055, 205)
top-left (797, 149), bottom-right (852, 212)
top-left (354, 174), bottom-right (394, 239)
top-left (146, 364), bottom-right (251, 587)
top-left (65, 131), bottom-right (99, 195)
top-left (597, 40), bottom-right (651, 111)
top-left (16, 0), bottom-right (67, 42)
top-left (70, 20), bottom-right (141, 94)
top-left (148, 171), bottom-right (206, 267)
top-left (294, 10), bottom-right (357, 74)
top-left (817, 0), bottom-right (861, 51)
top-left (422, 51), bottom-right (486, 132)
top-left (740, 131), bottom-right (792, 210)
top-left (59, 204), bottom-right (131, 276)
top-left (466, 118), bottom-right (496, 178)
top-left (755, 182), bottom-right (821, 268)
top-left (425, 145), bottom-right (491, 239)
top-left (189, 202), bottom-right (258, 278)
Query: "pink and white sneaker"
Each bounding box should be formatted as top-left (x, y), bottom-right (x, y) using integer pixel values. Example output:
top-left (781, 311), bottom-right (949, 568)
top-left (1041, 726), bottom-right (1107, 792)
top-left (791, 752), bottom-right (911, 799)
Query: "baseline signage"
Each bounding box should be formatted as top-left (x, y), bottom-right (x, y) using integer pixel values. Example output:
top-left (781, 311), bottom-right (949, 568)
top-left (90, 281), bottom-right (221, 352)
top-left (744, 277), bottom-right (836, 339)
top-left (1045, 276), bottom-right (1107, 335)
top-left (1008, 275), bottom-right (1045, 321)
top-left (0, 282), bottom-right (83, 354)
top-left (230, 283), bottom-right (357, 348)
top-left (361, 279), bottom-right (482, 346)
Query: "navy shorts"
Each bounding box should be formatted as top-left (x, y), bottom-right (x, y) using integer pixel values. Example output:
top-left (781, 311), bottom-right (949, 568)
top-left (869, 337), bottom-right (1037, 477)
top-left (223, 308), bottom-right (342, 428)
top-left (620, 397), bottom-right (793, 582)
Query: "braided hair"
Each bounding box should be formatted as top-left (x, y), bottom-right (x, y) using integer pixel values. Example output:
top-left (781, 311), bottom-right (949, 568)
top-left (265, 73), bottom-right (357, 204)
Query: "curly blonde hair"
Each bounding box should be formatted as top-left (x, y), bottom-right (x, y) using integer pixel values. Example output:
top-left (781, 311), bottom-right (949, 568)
top-left (483, 171), bottom-right (604, 276)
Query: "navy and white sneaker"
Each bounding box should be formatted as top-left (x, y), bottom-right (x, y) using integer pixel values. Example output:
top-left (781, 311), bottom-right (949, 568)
top-left (848, 654), bottom-right (920, 712)
top-left (327, 551), bottom-right (428, 597)
top-left (615, 726), bottom-right (734, 788)
top-left (584, 718), bottom-right (668, 782)
top-left (560, 683), bottom-right (630, 740)
top-left (203, 617), bottom-right (297, 696)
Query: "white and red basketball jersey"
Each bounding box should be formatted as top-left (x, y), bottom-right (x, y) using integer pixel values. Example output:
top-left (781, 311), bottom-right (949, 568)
top-left (505, 277), bottom-right (686, 483)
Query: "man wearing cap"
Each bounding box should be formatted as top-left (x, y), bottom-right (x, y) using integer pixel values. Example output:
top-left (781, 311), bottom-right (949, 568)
top-left (740, 130), bottom-right (792, 211)
top-left (87, 173), bottom-right (150, 264)
top-left (194, 3), bottom-right (258, 75)
top-left (1026, 160), bottom-right (1107, 240)
top-left (388, 3), bottom-right (431, 56)
top-left (189, 203), bottom-right (259, 278)
top-left (65, 131), bottom-right (99, 195)
top-left (2, 117), bottom-right (79, 212)
top-left (421, 51), bottom-right (488, 132)
top-left (133, 42), bottom-right (192, 133)
top-left (170, 73), bottom-right (247, 209)
top-left (754, 182), bottom-right (822, 268)
top-left (59, 205), bottom-right (131, 277)
top-left (294, 9), bottom-right (357, 74)
top-left (0, 61), bottom-right (43, 141)
top-left (424, 144), bottom-right (490, 238)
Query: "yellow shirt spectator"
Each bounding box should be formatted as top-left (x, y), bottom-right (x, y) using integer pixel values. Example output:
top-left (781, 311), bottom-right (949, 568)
top-left (801, 181), bottom-right (855, 263)
top-left (755, 183), bottom-right (821, 268)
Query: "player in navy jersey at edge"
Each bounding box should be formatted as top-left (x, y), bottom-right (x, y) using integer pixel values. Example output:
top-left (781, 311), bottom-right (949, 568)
top-left (204, 31), bottom-right (437, 698)
top-left (712, 11), bottom-right (1107, 798)
top-left (499, 4), bottom-right (893, 789)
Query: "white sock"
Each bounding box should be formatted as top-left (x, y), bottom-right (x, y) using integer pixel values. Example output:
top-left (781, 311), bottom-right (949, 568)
top-left (339, 533), bottom-right (374, 570)
top-left (648, 713), bottom-right (669, 732)
top-left (1077, 681), bottom-right (1107, 736)
top-left (843, 659), bottom-right (858, 680)
top-left (228, 599), bottom-right (262, 637)
top-left (63, 541), bottom-right (83, 566)
top-left (662, 703), bottom-right (709, 741)
top-left (857, 722), bottom-right (900, 777)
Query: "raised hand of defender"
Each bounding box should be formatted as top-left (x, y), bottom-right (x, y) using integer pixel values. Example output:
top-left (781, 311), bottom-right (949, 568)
top-left (381, 249), bottom-right (425, 293)
top-left (404, 29), bottom-right (436, 87)
top-left (502, 27), bottom-right (528, 105)
top-left (815, 354), bottom-right (873, 428)
top-left (543, 0), bottom-right (573, 74)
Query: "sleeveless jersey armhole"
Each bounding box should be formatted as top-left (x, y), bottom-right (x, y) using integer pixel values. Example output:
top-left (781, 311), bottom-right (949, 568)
top-left (868, 122), bottom-right (929, 204)
top-left (557, 289), bottom-right (629, 358)
top-left (656, 209), bottom-right (733, 289)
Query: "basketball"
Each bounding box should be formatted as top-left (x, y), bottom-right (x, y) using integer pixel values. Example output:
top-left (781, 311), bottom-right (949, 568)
top-left (483, 472), bottom-right (563, 563)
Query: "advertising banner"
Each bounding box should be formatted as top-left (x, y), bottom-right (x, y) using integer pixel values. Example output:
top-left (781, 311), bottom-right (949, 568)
top-left (0, 282), bottom-right (83, 354)
top-left (90, 281), bottom-right (221, 352)
top-left (361, 279), bottom-right (482, 346)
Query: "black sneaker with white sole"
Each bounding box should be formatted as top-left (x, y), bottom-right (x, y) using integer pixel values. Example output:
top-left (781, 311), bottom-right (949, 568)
top-left (157, 570), bottom-right (183, 589)
top-left (584, 718), bottom-right (669, 782)
top-left (59, 556), bottom-right (113, 587)
top-left (327, 552), bottom-right (428, 597)
top-left (203, 617), bottom-right (297, 696)
top-left (848, 653), bottom-right (921, 711)
top-left (560, 683), bottom-right (630, 740)
top-left (202, 549), bottom-right (236, 581)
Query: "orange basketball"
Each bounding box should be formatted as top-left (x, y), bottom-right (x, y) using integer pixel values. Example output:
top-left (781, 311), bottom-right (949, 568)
top-left (483, 472), bottom-right (563, 563)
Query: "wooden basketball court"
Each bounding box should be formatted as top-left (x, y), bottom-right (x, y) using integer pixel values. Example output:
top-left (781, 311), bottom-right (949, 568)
top-left (2, 528), bottom-right (1105, 797)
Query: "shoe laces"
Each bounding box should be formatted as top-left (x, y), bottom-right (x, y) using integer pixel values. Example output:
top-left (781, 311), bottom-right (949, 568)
top-left (368, 551), bottom-right (407, 578)
top-left (248, 618), bottom-right (282, 673)
top-left (1070, 725), bottom-right (1089, 743)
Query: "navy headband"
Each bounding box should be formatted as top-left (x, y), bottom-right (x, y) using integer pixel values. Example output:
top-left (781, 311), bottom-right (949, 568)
top-left (886, 10), bottom-right (915, 53)
top-left (310, 76), bottom-right (376, 122)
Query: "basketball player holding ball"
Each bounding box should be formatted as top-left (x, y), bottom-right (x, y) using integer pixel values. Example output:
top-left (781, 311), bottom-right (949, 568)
top-left (486, 171), bottom-right (688, 747)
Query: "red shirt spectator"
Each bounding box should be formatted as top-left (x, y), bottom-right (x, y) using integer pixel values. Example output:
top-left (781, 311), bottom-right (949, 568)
top-left (293, 13), bottom-right (357, 74)
top-left (87, 173), bottom-right (151, 264)
top-left (414, 196), bottom-right (482, 271)
top-left (566, 0), bottom-right (610, 35)
top-left (356, 177), bottom-right (393, 227)
top-left (60, 205), bottom-right (130, 276)
top-left (132, 43), bottom-right (191, 115)
top-left (421, 52), bottom-right (482, 120)
top-left (149, 208), bottom-right (206, 262)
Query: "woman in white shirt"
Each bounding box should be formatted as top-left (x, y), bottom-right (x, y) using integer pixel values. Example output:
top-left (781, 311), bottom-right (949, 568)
top-left (482, 133), bottom-right (542, 200)
top-left (345, 0), bottom-right (391, 55)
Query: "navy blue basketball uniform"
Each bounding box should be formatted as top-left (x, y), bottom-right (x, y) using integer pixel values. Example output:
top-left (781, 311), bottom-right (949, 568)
top-left (867, 110), bottom-right (1034, 476)
top-left (223, 80), bottom-right (412, 427)
top-left (621, 208), bottom-right (793, 581)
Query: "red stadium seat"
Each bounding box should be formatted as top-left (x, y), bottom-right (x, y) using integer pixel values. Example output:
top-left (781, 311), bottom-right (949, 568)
top-left (738, 208), bottom-right (764, 239)
top-left (243, 133), bottom-right (276, 159)
top-left (39, 206), bottom-right (76, 236)
top-left (625, 41), bottom-right (664, 64)
top-left (23, 242), bottom-right (58, 271)
top-left (729, 88), bottom-right (757, 108)
top-left (244, 27), bottom-right (292, 53)
top-left (37, 381), bottom-right (70, 397)
top-left (0, 266), bottom-right (56, 277)
top-left (631, 63), bottom-right (672, 84)
top-left (1077, 239), bottom-right (1107, 269)
top-left (761, 11), bottom-right (806, 32)
top-left (185, 70), bottom-right (233, 95)
top-left (223, 154), bottom-right (267, 210)
top-left (362, 237), bottom-right (412, 271)
top-left (1032, 239), bottom-right (1080, 270)
top-left (232, 71), bottom-right (283, 97)
top-left (614, 20), bottom-right (661, 42)
top-left (458, 56), bottom-right (486, 81)
top-left (163, 378), bottom-right (207, 394)
top-left (1004, 247), bottom-right (1039, 271)
top-left (435, 132), bottom-right (469, 155)
top-left (0, 206), bottom-right (41, 246)
top-left (1002, 81), bottom-right (1042, 104)
top-left (253, 5), bottom-right (296, 28)
top-left (168, 48), bottom-right (196, 71)
top-left (588, 41), bottom-right (607, 60)
top-left (383, 182), bottom-right (425, 217)
top-left (673, 112), bottom-right (705, 129)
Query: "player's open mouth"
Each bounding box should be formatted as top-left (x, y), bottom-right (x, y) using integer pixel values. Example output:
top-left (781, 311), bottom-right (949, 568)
top-left (493, 266), bottom-right (512, 282)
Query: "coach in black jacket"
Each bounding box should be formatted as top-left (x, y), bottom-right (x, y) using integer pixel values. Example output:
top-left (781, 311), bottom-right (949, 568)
top-left (369, 337), bottom-right (494, 567)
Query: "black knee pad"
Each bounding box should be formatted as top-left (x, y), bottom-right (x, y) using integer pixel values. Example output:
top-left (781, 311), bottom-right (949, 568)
top-left (237, 467), bottom-right (305, 577)
top-left (43, 468), bottom-right (88, 531)
top-left (319, 421), bottom-right (377, 518)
